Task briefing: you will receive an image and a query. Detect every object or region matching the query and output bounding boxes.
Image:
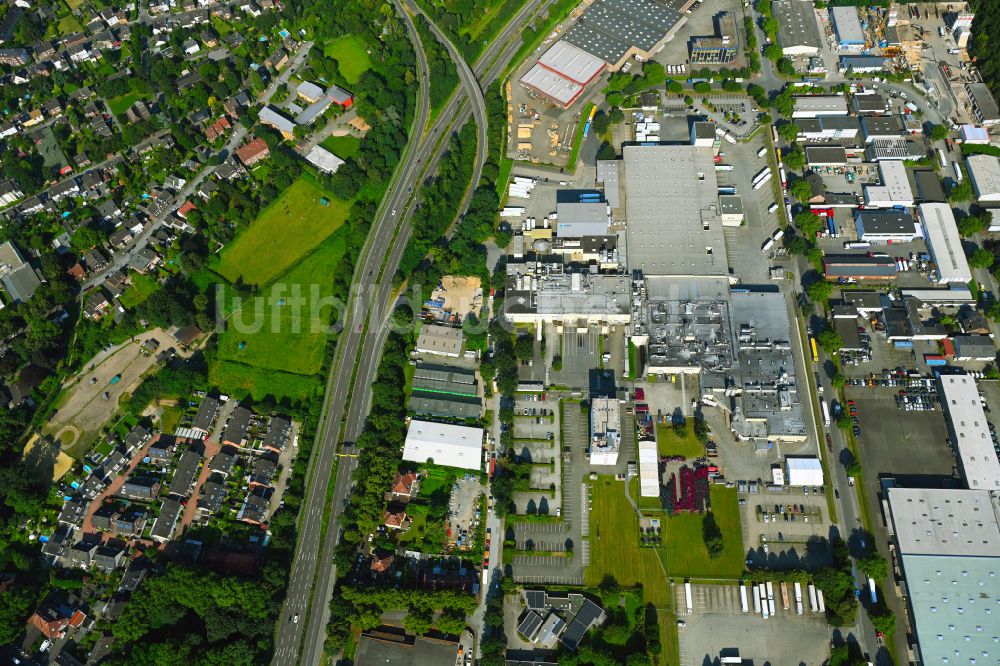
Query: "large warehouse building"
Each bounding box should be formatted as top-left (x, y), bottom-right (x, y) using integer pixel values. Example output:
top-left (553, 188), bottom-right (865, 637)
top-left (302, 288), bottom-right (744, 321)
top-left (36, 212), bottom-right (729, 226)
top-left (830, 6), bottom-right (865, 48)
top-left (519, 40), bottom-right (607, 108)
top-left (966, 153), bottom-right (1000, 204)
top-left (562, 0), bottom-right (687, 70)
top-left (638, 440), bottom-right (659, 497)
top-left (622, 144), bottom-right (729, 278)
top-left (402, 420), bottom-right (484, 471)
top-left (917, 203), bottom-right (973, 285)
top-left (939, 374), bottom-right (1000, 490)
top-left (887, 487), bottom-right (1000, 665)
top-left (772, 0), bottom-right (823, 56)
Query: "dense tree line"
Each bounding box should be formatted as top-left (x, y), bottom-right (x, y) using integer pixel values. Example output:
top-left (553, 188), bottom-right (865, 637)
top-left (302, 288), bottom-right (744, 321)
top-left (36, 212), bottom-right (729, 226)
top-left (415, 0), bottom-right (523, 61)
top-left (415, 15), bottom-right (460, 112)
top-left (105, 563), bottom-right (287, 664)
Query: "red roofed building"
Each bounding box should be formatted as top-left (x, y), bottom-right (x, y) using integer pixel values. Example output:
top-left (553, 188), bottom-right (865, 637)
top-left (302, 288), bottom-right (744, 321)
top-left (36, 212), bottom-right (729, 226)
top-left (383, 509), bottom-right (408, 530)
top-left (370, 553), bottom-right (394, 573)
top-left (177, 200), bottom-right (197, 219)
top-left (69, 609), bottom-right (86, 629)
top-left (66, 263), bottom-right (86, 280)
top-left (391, 472), bottom-right (418, 499)
top-left (30, 603), bottom-right (71, 639)
top-left (235, 137), bottom-right (270, 167)
top-left (204, 116), bottom-right (232, 141)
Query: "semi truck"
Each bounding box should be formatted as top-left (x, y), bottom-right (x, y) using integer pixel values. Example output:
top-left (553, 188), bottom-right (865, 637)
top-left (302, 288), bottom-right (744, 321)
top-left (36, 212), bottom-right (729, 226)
top-left (868, 577), bottom-right (878, 605)
top-left (816, 588), bottom-right (826, 613)
top-left (739, 584), bottom-right (749, 613)
top-left (821, 400), bottom-right (831, 426)
top-left (808, 584), bottom-right (819, 613)
top-left (685, 582), bottom-right (694, 615)
top-left (794, 582), bottom-right (804, 615)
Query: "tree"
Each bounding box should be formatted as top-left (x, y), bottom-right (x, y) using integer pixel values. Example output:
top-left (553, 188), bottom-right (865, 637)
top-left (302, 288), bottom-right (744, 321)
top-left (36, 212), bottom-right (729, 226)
top-left (435, 609), bottom-right (467, 636)
top-left (831, 372), bottom-right (846, 389)
top-left (949, 179), bottom-right (974, 202)
top-left (608, 107), bottom-right (624, 124)
top-left (596, 142), bottom-right (617, 161)
top-left (794, 211), bottom-right (823, 236)
top-left (817, 327), bottom-right (842, 353)
top-left (958, 211), bottom-right (990, 237)
top-left (989, 301), bottom-right (1000, 322)
top-left (591, 110), bottom-right (610, 136)
top-left (777, 58), bottom-right (796, 76)
top-left (693, 81), bottom-right (711, 94)
top-left (605, 91), bottom-right (624, 107)
top-left (928, 123), bottom-right (949, 141)
top-left (71, 226), bottom-right (104, 252)
top-left (790, 178), bottom-right (813, 203)
top-left (968, 246), bottom-right (995, 269)
top-left (763, 43), bottom-right (783, 61)
top-left (761, 17), bottom-right (779, 36)
top-left (777, 121), bottom-right (800, 142)
top-left (806, 280), bottom-right (832, 304)
top-left (702, 511), bottom-right (724, 558)
top-left (869, 606), bottom-right (896, 638)
top-left (838, 415), bottom-right (855, 432)
top-left (666, 80), bottom-right (683, 93)
top-left (857, 553), bottom-right (889, 580)
top-left (514, 334), bottom-right (534, 361)
top-left (783, 145), bottom-right (806, 170)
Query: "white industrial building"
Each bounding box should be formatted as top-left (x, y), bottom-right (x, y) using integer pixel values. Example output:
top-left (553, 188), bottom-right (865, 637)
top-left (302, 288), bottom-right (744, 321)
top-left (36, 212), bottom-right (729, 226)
top-left (638, 440), bottom-right (659, 497)
top-left (854, 210), bottom-right (917, 243)
top-left (622, 145), bottom-right (729, 277)
top-left (887, 487), bottom-right (1000, 666)
top-left (519, 39), bottom-right (606, 108)
top-left (917, 203), bottom-right (973, 285)
top-left (402, 420), bottom-right (484, 470)
top-left (785, 457), bottom-right (824, 487)
top-left (966, 154), bottom-right (1000, 204)
top-left (589, 397), bottom-right (621, 465)
top-left (939, 374), bottom-right (1000, 490)
top-left (830, 6), bottom-right (865, 49)
top-left (959, 124), bottom-right (990, 144)
top-left (556, 200), bottom-right (610, 237)
top-left (772, 0), bottom-right (822, 56)
top-left (304, 146), bottom-right (345, 174)
top-left (792, 96), bottom-right (849, 118)
top-left (862, 160), bottom-right (914, 208)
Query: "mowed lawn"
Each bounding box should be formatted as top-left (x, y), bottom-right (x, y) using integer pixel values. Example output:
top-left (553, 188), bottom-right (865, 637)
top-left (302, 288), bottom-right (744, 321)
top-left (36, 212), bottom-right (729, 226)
top-left (214, 176), bottom-right (349, 286)
top-left (108, 92), bottom-right (148, 116)
top-left (660, 486), bottom-right (745, 579)
top-left (656, 424), bottom-right (704, 458)
top-left (213, 229), bottom-right (348, 384)
top-left (585, 476), bottom-right (671, 605)
top-left (320, 134), bottom-right (361, 159)
top-left (323, 35), bottom-right (371, 84)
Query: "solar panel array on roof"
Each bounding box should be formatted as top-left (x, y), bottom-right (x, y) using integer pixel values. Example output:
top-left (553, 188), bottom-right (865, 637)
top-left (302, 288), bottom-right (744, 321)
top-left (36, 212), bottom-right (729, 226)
top-left (517, 611), bottom-right (543, 639)
top-left (526, 590), bottom-right (546, 609)
top-left (560, 599), bottom-right (605, 649)
top-left (563, 0), bottom-right (682, 66)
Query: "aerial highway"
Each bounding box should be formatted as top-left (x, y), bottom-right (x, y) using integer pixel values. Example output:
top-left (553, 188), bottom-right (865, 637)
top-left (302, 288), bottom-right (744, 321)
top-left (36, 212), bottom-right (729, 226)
top-left (274, 0), bottom-right (563, 663)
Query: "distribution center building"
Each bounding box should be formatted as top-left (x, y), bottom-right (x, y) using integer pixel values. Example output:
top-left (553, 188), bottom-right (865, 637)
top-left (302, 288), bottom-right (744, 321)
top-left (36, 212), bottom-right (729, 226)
top-left (772, 0), bottom-right (822, 56)
top-left (402, 420), bottom-right (484, 471)
top-left (561, 0), bottom-right (686, 70)
top-left (966, 154), bottom-right (1000, 204)
top-left (887, 487), bottom-right (1000, 665)
top-left (785, 457), bottom-right (824, 487)
top-left (938, 374), bottom-right (1000, 490)
top-left (519, 40), bottom-right (607, 108)
top-left (917, 203), bottom-right (973, 285)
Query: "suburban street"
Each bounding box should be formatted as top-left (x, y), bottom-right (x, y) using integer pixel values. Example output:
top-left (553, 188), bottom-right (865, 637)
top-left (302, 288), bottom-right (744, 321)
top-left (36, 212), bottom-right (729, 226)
top-left (80, 40), bottom-right (314, 292)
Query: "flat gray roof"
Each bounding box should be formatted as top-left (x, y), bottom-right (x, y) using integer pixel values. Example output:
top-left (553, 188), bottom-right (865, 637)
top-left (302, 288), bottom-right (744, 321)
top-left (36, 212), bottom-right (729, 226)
top-left (622, 145), bottom-right (729, 277)
top-left (967, 82), bottom-right (1000, 122)
top-left (831, 6), bottom-right (865, 45)
top-left (563, 0), bottom-right (684, 65)
top-left (596, 160), bottom-right (620, 209)
top-left (773, 0), bottom-right (823, 52)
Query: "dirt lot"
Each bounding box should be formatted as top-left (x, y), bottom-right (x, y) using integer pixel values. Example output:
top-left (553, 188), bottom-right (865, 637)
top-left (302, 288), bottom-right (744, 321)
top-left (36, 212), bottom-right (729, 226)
top-left (448, 475), bottom-right (485, 548)
top-left (44, 329), bottom-right (185, 455)
top-left (432, 276), bottom-right (483, 320)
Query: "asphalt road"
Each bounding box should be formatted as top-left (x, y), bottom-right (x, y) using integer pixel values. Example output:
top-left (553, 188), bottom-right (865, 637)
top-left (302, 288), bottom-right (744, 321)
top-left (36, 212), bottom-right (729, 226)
top-left (273, 1), bottom-right (560, 663)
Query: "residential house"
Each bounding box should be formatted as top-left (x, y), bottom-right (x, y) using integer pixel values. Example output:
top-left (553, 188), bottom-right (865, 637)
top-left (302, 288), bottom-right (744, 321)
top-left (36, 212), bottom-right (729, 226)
top-left (199, 480), bottom-right (226, 514)
top-left (176, 200), bottom-right (197, 220)
top-left (222, 405), bottom-right (252, 446)
top-left (0, 241), bottom-right (43, 303)
top-left (83, 247), bottom-right (109, 272)
top-left (125, 425), bottom-right (152, 452)
top-left (150, 498), bottom-right (182, 542)
top-left (215, 156), bottom-right (246, 180)
top-left (173, 324), bottom-right (202, 348)
top-left (258, 106), bottom-right (295, 140)
top-left (93, 545), bottom-right (127, 572)
top-left (391, 472), bottom-right (418, 499)
top-left (234, 137), bottom-right (270, 167)
top-left (127, 248), bottom-right (159, 274)
top-left (168, 449), bottom-right (202, 496)
top-left (30, 603), bottom-right (72, 639)
top-left (262, 416), bottom-right (291, 453)
top-left (67, 540), bottom-right (96, 568)
top-left (0, 179), bottom-right (23, 206)
top-left (96, 199), bottom-right (122, 221)
top-left (384, 508), bottom-right (408, 530)
top-left (108, 227), bottom-right (132, 250)
top-left (263, 48), bottom-right (288, 71)
top-left (83, 290), bottom-right (111, 320)
top-left (103, 270), bottom-right (129, 297)
top-left (147, 436), bottom-right (175, 463)
top-left (370, 552), bottom-right (394, 574)
top-left (237, 492), bottom-right (269, 524)
top-left (119, 475), bottom-right (161, 500)
top-left (57, 500), bottom-right (85, 527)
top-left (41, 98), bottom-right (63, 118)
top-left (209, 446), bottom-right (238, 475)
top-left (49, 178), bottom-right (80, 202)
top-left (192, 395), bottom-right (221, 436)
top-left (182, 38), bottom-right (200, 55)
top-left (249, 457), bottom-right (276, 487)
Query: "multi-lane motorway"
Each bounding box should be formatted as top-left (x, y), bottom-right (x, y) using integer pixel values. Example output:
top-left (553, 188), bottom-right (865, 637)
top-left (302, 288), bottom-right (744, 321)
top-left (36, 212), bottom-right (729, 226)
top-left (272, 1), bottom-right (559, 663)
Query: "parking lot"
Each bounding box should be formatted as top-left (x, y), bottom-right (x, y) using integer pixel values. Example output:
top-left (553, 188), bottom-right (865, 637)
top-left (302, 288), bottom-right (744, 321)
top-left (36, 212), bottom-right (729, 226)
top-left (448, 475), bottom-right (485, 549)
top-left (677, 583), bottom-right (834, 666)
top-left (744, 498), bottom-right (833, 568)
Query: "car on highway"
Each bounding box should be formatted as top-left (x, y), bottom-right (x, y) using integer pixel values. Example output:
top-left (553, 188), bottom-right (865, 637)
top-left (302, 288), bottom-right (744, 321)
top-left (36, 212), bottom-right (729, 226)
top-left (292, 614), bottom-right (298, 623)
